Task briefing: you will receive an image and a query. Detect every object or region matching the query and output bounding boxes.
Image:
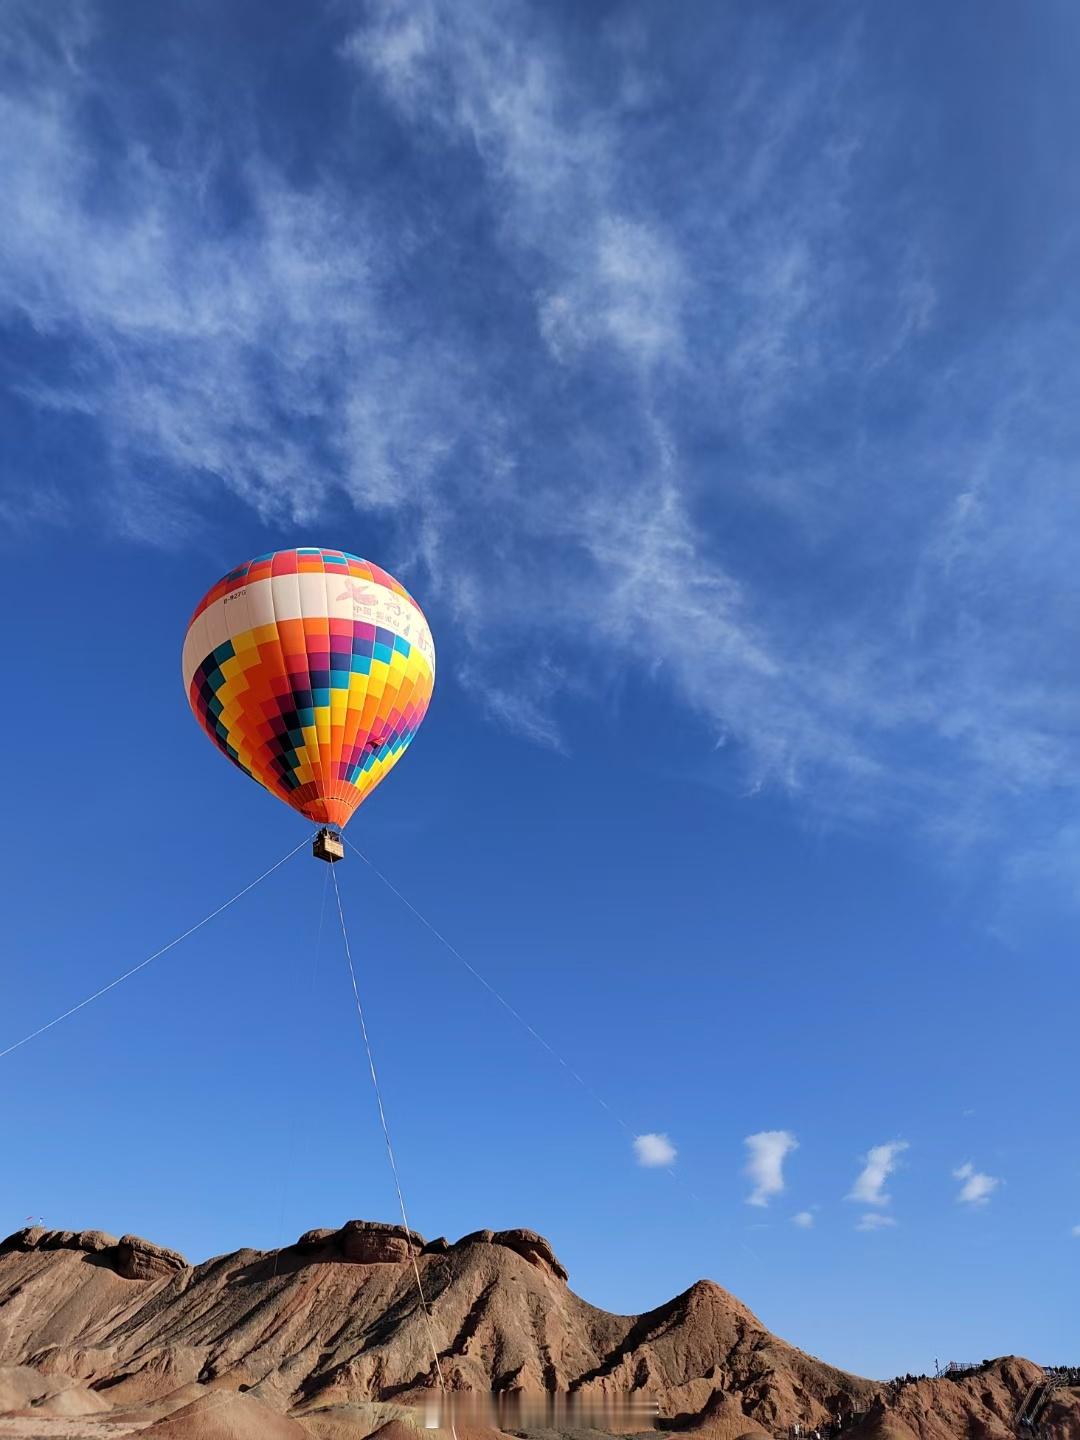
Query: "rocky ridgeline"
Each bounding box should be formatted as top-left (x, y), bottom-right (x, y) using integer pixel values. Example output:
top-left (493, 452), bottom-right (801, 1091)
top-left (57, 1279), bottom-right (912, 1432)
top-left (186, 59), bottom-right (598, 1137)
top-left (1, 1219), bottom-right (568, 1283)
top-left (296, 1221), bottom-right (568, 1280)
top-left (1, 1220), bottom-right (1074, 1440)
top-left (1, 1227), bottom-right (187, 1281)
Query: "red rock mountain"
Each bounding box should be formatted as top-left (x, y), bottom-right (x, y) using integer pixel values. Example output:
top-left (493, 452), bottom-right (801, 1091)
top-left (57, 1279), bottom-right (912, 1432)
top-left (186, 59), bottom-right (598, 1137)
top-left (0, 1221), bottom-right (1073, 1439)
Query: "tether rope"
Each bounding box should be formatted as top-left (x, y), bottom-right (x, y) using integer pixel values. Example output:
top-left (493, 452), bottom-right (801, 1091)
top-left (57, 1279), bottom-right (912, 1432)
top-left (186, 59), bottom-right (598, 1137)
top-left (343, 836), bottom-right (634, 1131)
top-left (272, 861), bottom-right (332, 1283)
top-left (330, 864), bottom-right (457, 1438)
top-left (342, 834), bottom-right (691, 1196)
top-left (0, 837), bottom-right (309, 1062)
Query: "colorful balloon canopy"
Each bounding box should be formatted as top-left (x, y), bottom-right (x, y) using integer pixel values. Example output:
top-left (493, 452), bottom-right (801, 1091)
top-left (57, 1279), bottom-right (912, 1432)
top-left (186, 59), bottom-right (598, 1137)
top-left (182, 548), bottom-right (435, 829)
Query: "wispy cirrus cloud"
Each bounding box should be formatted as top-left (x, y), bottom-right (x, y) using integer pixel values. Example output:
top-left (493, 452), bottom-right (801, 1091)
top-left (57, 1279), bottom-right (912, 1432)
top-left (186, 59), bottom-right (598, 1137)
top-left (0, 0), bottom-right (500, 551)
top-left (342, 1), bottom-right (1080, 861)
top-left (4, 0), bottom-right (1080, 883)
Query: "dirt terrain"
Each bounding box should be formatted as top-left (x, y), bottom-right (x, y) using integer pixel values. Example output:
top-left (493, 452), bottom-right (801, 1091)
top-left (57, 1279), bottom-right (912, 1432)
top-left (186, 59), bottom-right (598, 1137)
top-left (0, 1222), bottom-right (1072, 1439)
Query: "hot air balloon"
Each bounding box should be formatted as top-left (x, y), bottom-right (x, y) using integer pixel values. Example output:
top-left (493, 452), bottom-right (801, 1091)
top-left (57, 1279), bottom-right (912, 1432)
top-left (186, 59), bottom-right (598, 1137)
top-left (182, 548), bottom-right (435, 859)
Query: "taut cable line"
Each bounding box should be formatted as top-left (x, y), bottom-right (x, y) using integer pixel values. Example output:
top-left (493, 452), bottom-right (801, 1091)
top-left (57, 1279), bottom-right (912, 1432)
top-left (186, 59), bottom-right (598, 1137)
top-left (0, 837), bottom-right (309, 1062)
top-left (272, 860), bottom-right (333, 1284)
top-left (342, 835), bottom-right (633, 1131)
top-left (342, 834), bottom-right (696, 1200)
top-left (329, 863), bottom-right (457, 1439)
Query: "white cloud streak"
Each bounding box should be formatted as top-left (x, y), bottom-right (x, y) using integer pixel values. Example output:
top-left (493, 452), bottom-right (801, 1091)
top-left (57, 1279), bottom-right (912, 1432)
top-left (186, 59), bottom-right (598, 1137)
top-left (5, 0), bottom-right (1080, 887)
top-left (0, 2), bottom-right (496, 552)
top-left (341, 0), bottom-right (1080, 865)
top-left (848, 1141), bottom-right (908, 1207)
top-left (856, 1213), bottom-right (897, 1232)
top-left (743, 1130), bottom-right (798, 1207)
top-left (791, 1210), bottom-right (814, 1229)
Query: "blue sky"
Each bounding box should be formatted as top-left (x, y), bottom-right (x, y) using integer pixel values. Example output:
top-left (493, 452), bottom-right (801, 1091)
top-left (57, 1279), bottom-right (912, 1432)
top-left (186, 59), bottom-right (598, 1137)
top-left (1, 0), bottom-right (1078, 1379)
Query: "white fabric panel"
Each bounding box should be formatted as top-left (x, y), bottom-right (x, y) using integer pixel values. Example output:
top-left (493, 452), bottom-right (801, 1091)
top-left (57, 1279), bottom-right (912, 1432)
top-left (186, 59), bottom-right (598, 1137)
top-left (245, 576), bottom-right (278, 630)
top-left (183, 570), bottom-right (436, 689)
top-left (324, 567), bottom-right (356, 628)
top-left (180, 609), bottom-right (205, 691)
top-left (298, 571), bottom-right (331, 621)
top-left (270, 573), bottom-right (302, 633)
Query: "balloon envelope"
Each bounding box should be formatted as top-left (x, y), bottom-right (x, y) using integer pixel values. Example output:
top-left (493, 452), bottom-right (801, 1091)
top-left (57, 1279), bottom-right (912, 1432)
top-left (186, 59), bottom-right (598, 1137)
top-left (182, 548), bottom-right (435, 828)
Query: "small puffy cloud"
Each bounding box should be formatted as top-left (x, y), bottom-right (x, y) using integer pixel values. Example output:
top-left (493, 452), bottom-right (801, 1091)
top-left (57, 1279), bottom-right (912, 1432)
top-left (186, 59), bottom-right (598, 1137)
top-left (744, 1130), bottom-right (798, 1207)
top-left (634, 1133), bottom-right (676, 1167)
top-left (791, 1211), bottom-right (815, 1229)
top-left (953, 1162), bottom-right (1002, 1205)
top-left (856, 1213), bottom-right (897, 1232)
top-left (848, 1141), bottom-right (908, 1206)
top-left (1071, 1225), bottom-right (1080, 1238)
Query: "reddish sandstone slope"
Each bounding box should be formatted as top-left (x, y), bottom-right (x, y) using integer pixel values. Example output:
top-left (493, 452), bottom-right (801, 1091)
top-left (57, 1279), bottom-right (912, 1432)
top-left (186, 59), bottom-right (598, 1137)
top-left (0, 1222), bottom-right (1073, 1440)
top-left (851, 1359), bottom-right (1050, 1440)
top-left (0, 1220), bottom-right (869, 1426)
